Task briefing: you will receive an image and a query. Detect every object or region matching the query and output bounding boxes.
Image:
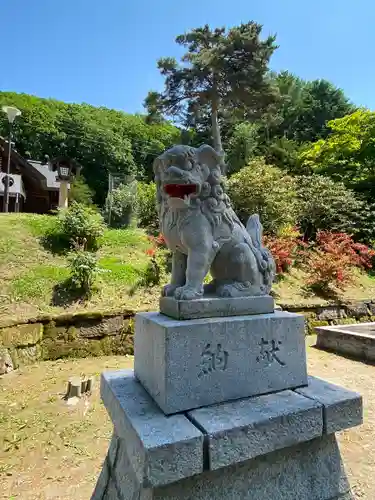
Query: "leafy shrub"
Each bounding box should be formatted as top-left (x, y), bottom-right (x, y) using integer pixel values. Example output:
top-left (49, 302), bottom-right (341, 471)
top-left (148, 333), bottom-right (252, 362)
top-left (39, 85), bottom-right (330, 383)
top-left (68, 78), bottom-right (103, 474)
top-left (104, 181), bottom-right (138, 228)
top-left (130, 233), bottom-right (170, 294)
top-left (305, 231), bottom-right (375, 293)
top-left (227, 158), bottom-right (299, 234)
top-left (58, 202), bottom-right (105, 251)
top-left (68, 244), bottom-right (100, 297)
top-left (43, 202), bottom-right (105, 253)
top-left (226, 122), bottom-right (259, 174)
top-left (296, 175), bottom-right (365, 240)
top-left (136, 181), bottom-right (158, 233)
top-left (69, 175), bottom-right (94, 206)
top-left (264, 227), bottom-right (305, 275)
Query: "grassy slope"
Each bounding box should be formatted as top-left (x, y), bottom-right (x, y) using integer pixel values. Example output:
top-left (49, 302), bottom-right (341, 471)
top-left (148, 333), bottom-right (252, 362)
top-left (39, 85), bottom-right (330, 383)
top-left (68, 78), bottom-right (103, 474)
top-left (1, 213), bottom-right (375, 321)
top-left (0, 214), bottom-right (159, 321)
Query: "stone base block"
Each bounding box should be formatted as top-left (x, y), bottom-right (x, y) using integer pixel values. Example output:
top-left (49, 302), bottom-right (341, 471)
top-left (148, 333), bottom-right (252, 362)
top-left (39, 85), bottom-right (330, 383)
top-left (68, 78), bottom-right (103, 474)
top-left (92, 371), bottom-right (362, 500)
top-left (93, 434), bottom-right (352, 500)
top-left (159, 295), bottom-right (274, 320)
top-left (316, 323), bottom-right (375, 362)
top-left (135, 310), bottom-right (307, 414)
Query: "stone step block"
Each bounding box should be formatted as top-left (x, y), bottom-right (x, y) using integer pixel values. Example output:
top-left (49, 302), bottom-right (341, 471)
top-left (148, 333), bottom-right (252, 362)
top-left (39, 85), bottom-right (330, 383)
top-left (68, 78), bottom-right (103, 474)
top-left (159, 295), bottom-right (274, 320)
top-left (188, 389), bottom-right (323, 470)
top-left (93, 371), bottom-right (361, 500)
top-left (135, 310), bottom-right (307, 414)
top-left (100, 370), bottom-right (204, 488)
top-left (295, 375), bottom-right (363, 434)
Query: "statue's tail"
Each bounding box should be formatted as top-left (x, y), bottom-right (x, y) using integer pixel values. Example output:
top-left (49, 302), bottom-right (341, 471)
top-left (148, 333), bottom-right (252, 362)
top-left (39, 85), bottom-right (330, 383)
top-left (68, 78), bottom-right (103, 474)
top-left (246, 214), bottom-right (263, 250)
top-left (246, 214), bottom-right (276, 291)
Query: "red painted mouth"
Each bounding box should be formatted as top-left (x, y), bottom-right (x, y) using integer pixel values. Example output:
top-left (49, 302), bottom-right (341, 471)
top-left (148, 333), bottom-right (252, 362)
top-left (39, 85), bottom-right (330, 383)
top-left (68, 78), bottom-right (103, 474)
top-left (164, 184), bottom-right (197, 199)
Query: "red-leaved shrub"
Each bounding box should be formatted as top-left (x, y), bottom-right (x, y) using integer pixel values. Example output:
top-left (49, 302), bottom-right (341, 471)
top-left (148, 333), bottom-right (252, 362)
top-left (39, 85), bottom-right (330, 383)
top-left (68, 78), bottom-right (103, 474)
top-left (306, 231), bottom-right (375, 292)
top-left (264, 228), bottom-right (305, 275)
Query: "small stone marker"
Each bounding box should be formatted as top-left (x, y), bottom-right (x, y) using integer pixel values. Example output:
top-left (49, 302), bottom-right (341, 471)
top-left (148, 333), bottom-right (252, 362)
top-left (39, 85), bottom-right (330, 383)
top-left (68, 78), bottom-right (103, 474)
top-left (65, 375), bottom-right (94, 402)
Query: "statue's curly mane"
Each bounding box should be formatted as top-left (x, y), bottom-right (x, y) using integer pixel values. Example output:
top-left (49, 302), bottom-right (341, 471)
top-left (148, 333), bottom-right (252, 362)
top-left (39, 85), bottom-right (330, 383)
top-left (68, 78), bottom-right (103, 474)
top-left (154, 145), bottom-right (241, 234)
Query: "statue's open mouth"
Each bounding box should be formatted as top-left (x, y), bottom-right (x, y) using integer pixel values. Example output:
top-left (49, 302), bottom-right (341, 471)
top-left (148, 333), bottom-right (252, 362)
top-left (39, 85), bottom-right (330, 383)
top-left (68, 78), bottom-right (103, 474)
top-left (164, 184), bottom-right (197, 199)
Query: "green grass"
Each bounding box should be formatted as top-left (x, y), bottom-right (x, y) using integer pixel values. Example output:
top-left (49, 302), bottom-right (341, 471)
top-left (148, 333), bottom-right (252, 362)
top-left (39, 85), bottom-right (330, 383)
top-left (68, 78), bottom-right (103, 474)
top-left (0, 213), bottom-right (159, 320)
top-left (11, 265), bottom-right (70, 300)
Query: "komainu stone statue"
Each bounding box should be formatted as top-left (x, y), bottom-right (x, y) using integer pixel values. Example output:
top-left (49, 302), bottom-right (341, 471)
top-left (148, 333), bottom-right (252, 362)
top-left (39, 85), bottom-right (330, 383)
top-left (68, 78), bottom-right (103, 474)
top-left (153, 144), bottom-right (276, 300)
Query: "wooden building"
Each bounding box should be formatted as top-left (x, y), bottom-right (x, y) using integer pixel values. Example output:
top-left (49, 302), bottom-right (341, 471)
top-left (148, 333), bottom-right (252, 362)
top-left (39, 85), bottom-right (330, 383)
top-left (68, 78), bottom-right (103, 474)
top-left (0, 138), bottom-right (71, 214)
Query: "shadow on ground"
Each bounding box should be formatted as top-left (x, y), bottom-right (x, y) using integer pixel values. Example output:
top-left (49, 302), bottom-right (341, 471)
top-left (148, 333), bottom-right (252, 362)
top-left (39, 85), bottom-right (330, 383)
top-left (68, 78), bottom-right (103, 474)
top-left (51, 278), bottom-right (87, 307)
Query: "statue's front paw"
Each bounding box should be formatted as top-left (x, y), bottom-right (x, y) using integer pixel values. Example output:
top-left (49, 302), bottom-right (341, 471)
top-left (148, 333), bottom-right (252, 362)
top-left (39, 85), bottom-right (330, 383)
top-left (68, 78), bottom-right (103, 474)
top-left (174, 285), bottom-right (203, 300)
top-left (162, 284), bottom-right (179, 297)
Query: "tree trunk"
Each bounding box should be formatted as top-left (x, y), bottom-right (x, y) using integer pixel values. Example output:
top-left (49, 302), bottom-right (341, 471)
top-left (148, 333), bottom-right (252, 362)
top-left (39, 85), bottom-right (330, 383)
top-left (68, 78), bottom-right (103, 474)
top-left (211, 93), bottom-right (223, 154)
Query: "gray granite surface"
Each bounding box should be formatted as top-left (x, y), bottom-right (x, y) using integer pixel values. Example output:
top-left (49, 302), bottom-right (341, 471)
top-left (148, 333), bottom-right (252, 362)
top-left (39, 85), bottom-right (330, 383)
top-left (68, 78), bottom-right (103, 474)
top-left (295, 375), bottom-right (363, 434)
top-left (93, 434), bottom-right (351, 500)
top-left (100, 370), bottom-right (204, 487)
top-left (159, 295), bottom-right (274, 320)
top-left (135, 310), bottom-right (307, 414)
top-left (188, 389), bottom-right (323, 470)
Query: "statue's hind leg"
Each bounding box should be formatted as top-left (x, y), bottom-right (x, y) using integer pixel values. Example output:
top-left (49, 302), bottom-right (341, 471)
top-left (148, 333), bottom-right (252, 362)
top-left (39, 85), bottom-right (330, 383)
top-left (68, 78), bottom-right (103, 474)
top-left (214, 243), bottom-right (265, 297)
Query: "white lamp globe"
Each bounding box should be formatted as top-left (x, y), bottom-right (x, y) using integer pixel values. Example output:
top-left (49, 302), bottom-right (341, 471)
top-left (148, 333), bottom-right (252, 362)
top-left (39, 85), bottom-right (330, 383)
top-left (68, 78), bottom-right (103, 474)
top-left (2, 106), bottom-right (21, 124)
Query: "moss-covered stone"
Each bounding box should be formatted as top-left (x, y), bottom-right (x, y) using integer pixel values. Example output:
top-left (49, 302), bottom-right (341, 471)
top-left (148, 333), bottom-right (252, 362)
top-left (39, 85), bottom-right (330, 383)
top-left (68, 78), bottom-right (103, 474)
top-left (43, 322), bottom-right (78, 341)
top-left (74, 316), bottom-right (124, 338)
top-left (358, 316), bottom-right (372, 323)
top-left (0, 323), bottom-right (43, 348)
top-left (16, 344), bottom-right (42, 365)
top-left (41, 327), bottom-right (134, 360)
top-left (345, 302), bottom-right (370, 318)
top-left (44, 316), bottom-right (125, 341)
top-left (0, 347), bottom-right (13, 374)
top-left (305, 319), bottom-right (330, 335)
top-left (41, 338), bottom-right (100, 360)
top-left (332, 318), bottom-right (357, 325)
top-left (298, 310), bottom-right (317, 320)
top-left (316, 307), bottom-right (347, 321)
top-left (9, 348), bottom-right (19, 369)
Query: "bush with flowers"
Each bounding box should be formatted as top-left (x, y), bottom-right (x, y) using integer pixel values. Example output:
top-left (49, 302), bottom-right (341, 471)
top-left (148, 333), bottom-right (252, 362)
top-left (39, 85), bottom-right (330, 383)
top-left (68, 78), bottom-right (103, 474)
top-left (130, 233), bottom-right (171, 294)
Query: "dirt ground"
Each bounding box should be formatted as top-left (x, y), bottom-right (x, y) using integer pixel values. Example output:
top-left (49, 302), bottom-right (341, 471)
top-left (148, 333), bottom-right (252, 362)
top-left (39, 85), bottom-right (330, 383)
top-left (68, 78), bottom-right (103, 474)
top-left (0, 338), bottom-right (374, 499)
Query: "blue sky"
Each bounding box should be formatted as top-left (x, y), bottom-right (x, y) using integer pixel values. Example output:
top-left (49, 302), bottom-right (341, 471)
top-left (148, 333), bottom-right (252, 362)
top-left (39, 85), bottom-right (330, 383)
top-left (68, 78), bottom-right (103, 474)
top-left (1, 0), bottom-right (374, 113)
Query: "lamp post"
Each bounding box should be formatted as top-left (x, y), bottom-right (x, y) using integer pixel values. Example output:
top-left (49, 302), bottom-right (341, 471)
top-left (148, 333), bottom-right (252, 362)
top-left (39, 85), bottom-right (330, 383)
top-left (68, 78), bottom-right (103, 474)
top-left (57, 161), bottom-right (72, 209)
top-left (2, 106), bottom-right (21, 213)
top-left (52, 159), bottom-right (81, 209)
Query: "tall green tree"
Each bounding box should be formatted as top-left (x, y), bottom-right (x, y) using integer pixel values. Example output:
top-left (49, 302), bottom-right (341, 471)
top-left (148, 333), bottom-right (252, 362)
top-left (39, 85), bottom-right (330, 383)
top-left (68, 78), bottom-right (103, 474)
top-left (266, 72), bottom-right (355, 143)
top-left (226, 122), bottom-right (260, 173)
top-left (0, 91), bottom-right (180, 204)
top-left (145, 23), bottom-right (278, 155)
top-left (300, 110), bottom-right (375, 200)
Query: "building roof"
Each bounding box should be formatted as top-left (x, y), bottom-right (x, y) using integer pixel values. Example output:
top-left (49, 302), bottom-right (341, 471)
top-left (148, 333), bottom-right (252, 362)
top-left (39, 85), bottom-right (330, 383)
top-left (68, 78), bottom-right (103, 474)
top-left (0, 137), bottom-right (70, 191)
top-left (28, 160), bottom-right (65, 190)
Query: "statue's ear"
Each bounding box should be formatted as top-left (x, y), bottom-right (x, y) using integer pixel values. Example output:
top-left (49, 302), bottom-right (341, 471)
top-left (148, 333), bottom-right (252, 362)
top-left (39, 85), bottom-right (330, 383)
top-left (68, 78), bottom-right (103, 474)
top-left (153, 157), bottom-right (163, 176)
top-left (196, 145), bottom-right (222, 170)
top-left (197, 144), bottom-right (226, 173)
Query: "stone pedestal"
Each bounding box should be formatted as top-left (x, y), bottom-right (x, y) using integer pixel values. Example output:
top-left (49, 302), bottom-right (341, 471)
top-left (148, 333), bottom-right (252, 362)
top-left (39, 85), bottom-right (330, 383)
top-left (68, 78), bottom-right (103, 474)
top-left (92, 303), bottom-right (363, 500)
top-left (135, 311), bottom-right (307, 414)
top-left (92, 371), bottom-right (361, 500)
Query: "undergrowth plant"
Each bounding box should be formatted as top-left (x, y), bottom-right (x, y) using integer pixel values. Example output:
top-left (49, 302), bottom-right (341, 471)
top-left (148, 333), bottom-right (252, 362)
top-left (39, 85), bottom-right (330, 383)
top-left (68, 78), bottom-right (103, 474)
top-left (263, 226), bottom-right (306, 275)
top-left (305, 231), bottom-right (375, 294)
top-left (130, 233), bottom-right (170, 294)
top-left (68, 243), bottom-right (101, 298)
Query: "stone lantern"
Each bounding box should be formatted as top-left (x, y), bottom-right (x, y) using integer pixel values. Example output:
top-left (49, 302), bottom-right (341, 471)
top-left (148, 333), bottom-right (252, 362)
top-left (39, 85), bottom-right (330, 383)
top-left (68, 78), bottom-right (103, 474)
top-left (51, 157), bottom-right (81, 209)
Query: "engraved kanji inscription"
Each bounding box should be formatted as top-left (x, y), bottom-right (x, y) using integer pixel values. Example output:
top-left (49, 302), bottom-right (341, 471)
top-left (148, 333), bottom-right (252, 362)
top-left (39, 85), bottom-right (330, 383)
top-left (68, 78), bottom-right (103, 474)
top-left (198, 343), bottom-right (229, 378)
top-left (256, 338), bottom-right (286, 366)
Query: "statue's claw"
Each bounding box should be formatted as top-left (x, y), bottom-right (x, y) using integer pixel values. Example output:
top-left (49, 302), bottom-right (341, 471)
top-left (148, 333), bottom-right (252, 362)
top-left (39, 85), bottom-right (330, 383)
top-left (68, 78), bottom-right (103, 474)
top-left (162, 284), bottom-right (179, 297)
top-left (174, 285), bottom-right (203, 300)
